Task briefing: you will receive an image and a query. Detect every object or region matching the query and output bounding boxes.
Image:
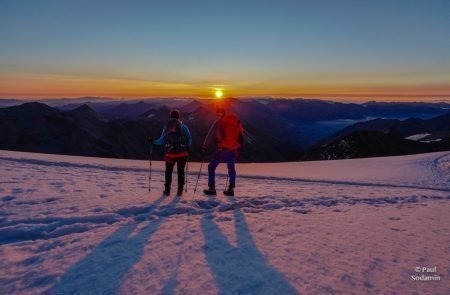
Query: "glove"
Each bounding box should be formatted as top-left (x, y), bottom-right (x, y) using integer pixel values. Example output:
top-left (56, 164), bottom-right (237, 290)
top-left (148, 138), bottom-right (154, 145)
top-left (201, 145), bottom-right (207, 153)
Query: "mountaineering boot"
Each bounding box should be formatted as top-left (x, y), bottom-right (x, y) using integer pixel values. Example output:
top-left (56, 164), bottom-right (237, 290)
top-left (177, 187), bottom-right (184, 196)
top-left (203, 186), bottom-right (217, 195)
top-left (163, 187), bottom-right (171, 196)
top-left (223, 186), bottom-right (234, 196)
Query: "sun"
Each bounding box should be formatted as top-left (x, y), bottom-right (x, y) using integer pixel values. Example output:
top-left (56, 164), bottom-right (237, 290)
top-left (214, 89), bottom-right (223, 99)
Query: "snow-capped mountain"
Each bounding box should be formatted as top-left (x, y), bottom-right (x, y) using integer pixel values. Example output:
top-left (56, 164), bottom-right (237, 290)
top-left (303, 130), bottom-right (450, 160)
top-left (327, 112), bottom-right (450, 142)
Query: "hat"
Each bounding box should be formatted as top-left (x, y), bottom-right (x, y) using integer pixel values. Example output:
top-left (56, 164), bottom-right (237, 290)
top-left (216, 107), bottom-right (226, 116)
top-left (170, 110), bottom-right (180, 119)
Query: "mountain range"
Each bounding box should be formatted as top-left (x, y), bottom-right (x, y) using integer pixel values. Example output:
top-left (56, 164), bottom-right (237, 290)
top-left (0, 98), bottom-right (449, 162)
top-left (305, 112), bottom-right (450, 160)
top-left (0, 100), bottom-right (301, 162)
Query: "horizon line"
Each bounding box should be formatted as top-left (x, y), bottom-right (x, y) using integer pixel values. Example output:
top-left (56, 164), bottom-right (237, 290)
top-left (1, 96), bottom-right (449, 104)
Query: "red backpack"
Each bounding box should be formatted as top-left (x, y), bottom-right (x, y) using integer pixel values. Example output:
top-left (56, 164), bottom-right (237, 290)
top-left (218, 114), bottom-right (243, 150)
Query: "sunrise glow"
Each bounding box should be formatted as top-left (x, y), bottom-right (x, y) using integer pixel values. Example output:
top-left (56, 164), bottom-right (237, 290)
top-left (0, 1), bottom-right (449, 102)
top-left (215, 89), bottom-right (223, 99)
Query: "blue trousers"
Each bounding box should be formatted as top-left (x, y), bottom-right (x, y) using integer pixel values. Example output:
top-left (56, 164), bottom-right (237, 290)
top-left (208, 149), bottom-right (236, 188)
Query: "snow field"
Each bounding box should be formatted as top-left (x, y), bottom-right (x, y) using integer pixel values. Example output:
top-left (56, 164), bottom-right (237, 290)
top-left (0, 150), bottom-right (449, 294)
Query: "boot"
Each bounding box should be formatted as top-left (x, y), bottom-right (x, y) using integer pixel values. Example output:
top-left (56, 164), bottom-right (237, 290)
top-left (203, 185), bottom-right (217, 195)
top-left (223, 186), bottom-right (234, 196)
top-left (163, 186), bottom-right (170, 196)
top-left (177, 186), bottom-right (184, 196)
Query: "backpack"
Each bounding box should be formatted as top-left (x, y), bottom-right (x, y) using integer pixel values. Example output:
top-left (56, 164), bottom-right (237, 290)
top-left (218, 114), bottom-right (243, 150)
top-left (164, 118), bottom-right (187, 154)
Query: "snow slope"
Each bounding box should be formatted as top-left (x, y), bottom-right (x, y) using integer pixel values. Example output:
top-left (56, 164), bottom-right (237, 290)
top-left (0, 150), bottom-right (449, 294)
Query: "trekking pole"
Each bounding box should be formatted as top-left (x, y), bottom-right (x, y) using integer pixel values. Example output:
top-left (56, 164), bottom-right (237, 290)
top-left (225, 174), bottom-right (229, 191)
top-left (185, 156), bottom-right (189, 192)
top-left (148, 139), bottom-right (153, 192)
top-left (193, 155), bottom-right (204, 197)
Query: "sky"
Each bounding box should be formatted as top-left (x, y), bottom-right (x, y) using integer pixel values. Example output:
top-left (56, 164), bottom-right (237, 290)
top-left (0, 0), bottom-right (450, 101)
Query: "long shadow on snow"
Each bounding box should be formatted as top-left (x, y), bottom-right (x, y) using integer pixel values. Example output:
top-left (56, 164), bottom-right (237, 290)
top-left (159, 211), bottom-right (192, 295)
top-left (201, 195), bottom-right (297, 295)
top-left (52, 194), bottom-right (179, 295)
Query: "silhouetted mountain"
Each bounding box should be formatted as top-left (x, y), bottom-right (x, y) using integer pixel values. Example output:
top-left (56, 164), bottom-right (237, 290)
top-left (175, 101), bottom-right (302, 162)
top-left (69, 104), bottom-right (106, 121)
top-left (1, 99), bottom-right (449, 162)
top-left (99, 101), bottom-right (155, 120)
top-left (0, 103), bottom-right (161, 159)
top-left (302, 130), bottom-right (450, 160)
top-left (0, 99), bottom-right (25, 108)
top-left (259, 99), bottom-right (365, 121)
top-left (180, 100), bottom-right (204, 112)
top-left (251, 99), bottom-right (450, 121)
top-left (361, 101), bottom-right (450, 118)
top-left (0, 102), bottom-right (302, 162)
top-left (326, 113), bottom-right (450, 143)
top-left (139, 105), bottom-right (172, 121)
top-left (304, 111), bottom-right (450, 160)
top-left (39, 97), bottom-right (450, 123)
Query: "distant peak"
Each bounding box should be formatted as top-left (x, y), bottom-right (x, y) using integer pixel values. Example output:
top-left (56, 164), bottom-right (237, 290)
top-left (186, 99), bottom-right (202, 105)
top-left (20, 102), bottom-right (53, 109)
top-left (9, 102), bottom-right (57, 113)
top-left (158, 105), bottom-right (171, 112)
top-left (73, 104), bottom-right (95, 113)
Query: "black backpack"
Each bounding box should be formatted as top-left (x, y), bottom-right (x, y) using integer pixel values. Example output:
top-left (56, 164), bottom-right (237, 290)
top-left (164, 118), bottom-right (187, 154)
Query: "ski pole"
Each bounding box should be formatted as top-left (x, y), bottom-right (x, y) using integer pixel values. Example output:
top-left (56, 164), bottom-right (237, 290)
top-left (225, 174), bottom-right (229, 191)
top-left (185, 156), bottom-right (189, 192)
top-left (193, 155), bottom-right (204, 197)
top-left (148, 139), bottom-right (153, 192)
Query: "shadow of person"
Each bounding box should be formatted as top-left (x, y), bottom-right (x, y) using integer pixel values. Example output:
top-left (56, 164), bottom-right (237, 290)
top-left (201, 195), bottom-right (297, 295)
top-left (52, 194), bottom-right (179, 295)
top-left (159, 201), bottom-right (193, 295)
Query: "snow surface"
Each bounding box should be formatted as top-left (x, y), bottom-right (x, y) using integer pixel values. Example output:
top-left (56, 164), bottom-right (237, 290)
top-left (0, 150), bottom-right (449, 294)
top-left (405, 133), bottom-right (443, 143)
top-left (405, 133), bottom-right (431, 141)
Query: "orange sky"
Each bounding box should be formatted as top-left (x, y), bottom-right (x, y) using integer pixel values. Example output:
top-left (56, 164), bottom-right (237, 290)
top-left (2, 1), bottom-right (450, 102)
top-left (1, 72), bottom-right (449, 102)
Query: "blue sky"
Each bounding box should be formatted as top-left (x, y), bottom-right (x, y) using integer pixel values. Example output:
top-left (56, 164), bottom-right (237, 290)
top-left (1, 0), bottom-right (449, 100)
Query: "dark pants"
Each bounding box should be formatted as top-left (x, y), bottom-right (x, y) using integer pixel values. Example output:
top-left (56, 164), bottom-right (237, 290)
top-left (208, 149), bottom-right (236, 188)
top-left (165, 156), bottom-right (187, 190)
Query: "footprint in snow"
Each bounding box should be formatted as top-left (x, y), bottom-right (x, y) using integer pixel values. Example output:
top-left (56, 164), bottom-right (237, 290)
top-left (195, 200), bottom-right (220, 209)
top-left (1, 196), bottom-right (16, 202)
top-left (388, 217), bottom-right (401, 221)
top-left (42, 197), bottom-right (59, 203)
top-left (12, 188), bottom-right (23, 194)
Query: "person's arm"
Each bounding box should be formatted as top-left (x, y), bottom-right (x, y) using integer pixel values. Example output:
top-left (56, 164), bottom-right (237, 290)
top-left (181, 124), bottom-right (192, 147)
top-left (202, 120), bottom-right (219, 149)
top-left (153, 126), bottom-right (166, 145)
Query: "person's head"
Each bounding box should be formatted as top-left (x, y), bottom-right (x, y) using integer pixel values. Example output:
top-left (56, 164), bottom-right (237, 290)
top-left (216, 107), bottom-right (226, 118)
top-left (170, 110), bottom-right (180, 119)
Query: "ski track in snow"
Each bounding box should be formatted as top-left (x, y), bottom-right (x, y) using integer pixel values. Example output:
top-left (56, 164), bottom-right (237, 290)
top-left (0, 150), bottom-right (449, 294)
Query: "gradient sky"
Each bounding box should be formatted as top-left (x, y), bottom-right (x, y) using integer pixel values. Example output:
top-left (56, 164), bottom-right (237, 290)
top-left (1, 0), bottom-right (450, 101)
